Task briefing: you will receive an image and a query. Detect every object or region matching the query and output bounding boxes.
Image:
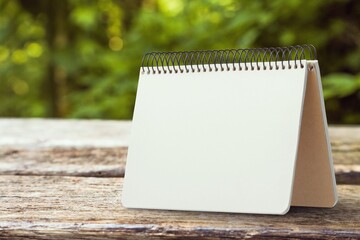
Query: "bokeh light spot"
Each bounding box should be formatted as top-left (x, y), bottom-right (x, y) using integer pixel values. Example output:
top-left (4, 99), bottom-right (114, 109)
top-left (0, 46), bottom-right (10, 62)
top-left (26, 42), bottom-right (43, 58)
top-left (109, 36), bottom-right (123, 51)
top-left (12, 79), bottom-right (29, 95)
top-left (158, 0), bottom-right (183, 16)
top-left (11, 50), bottom-right (28, 64)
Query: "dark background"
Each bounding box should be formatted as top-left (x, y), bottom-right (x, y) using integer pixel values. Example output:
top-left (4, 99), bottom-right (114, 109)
top-left (0, 0), bottom-right (359, 123)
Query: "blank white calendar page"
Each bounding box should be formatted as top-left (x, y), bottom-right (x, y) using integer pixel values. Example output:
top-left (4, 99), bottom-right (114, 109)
top-left (122, 62), bottom-right (308, 215)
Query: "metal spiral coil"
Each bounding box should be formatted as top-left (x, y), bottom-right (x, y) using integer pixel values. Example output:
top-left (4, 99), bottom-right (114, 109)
top-left (141, 44), bottom-right (317, 74)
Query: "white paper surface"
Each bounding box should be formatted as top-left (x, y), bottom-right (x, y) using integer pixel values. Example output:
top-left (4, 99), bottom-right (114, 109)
top-left (122, 61), bottom-right (307, 214)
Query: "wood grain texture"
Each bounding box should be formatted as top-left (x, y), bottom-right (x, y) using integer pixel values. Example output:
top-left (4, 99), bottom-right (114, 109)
top-left (330, 126), bottom-right (360, 166)
top-left (0, 119), bottom-right (359, 239)
top-left (0, 176), bottom-right (359, 239)
top-left (0, 119), bottom-right (131, 147)
top-left (0, 147), bottom-right (358, 184)
top-left (329, 126), bottom-right (360, 184)
top-left (0, 119), bottom-right (359, 184)
top-left (0, 147), bottom-right (127, 177)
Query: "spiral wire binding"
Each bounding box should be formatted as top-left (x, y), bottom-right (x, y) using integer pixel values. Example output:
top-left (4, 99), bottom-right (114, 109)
top-left (141, 44), bottom-right (317, 74)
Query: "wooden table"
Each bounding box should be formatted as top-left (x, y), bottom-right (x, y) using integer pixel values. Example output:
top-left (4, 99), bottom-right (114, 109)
top-left (0, 119), bottom-right (359, 239)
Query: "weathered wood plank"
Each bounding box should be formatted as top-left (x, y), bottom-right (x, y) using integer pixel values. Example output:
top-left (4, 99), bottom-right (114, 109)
top-left (0, 147), bottom-right (127, 177)
top-left (0, 119), bottom-right (131, 147)
top-left (1, 146), bottom-right (359, 184)
top-left (0, 176), bottom-right (359, 239)
top-left (0, 119), bottom-right (359, 184)
top-left (330, 126), bottom-right (360, 166)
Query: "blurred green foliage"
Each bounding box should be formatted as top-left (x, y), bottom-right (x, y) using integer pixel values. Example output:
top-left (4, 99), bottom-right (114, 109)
top-left (0, 0), bottom-right (359, 123)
